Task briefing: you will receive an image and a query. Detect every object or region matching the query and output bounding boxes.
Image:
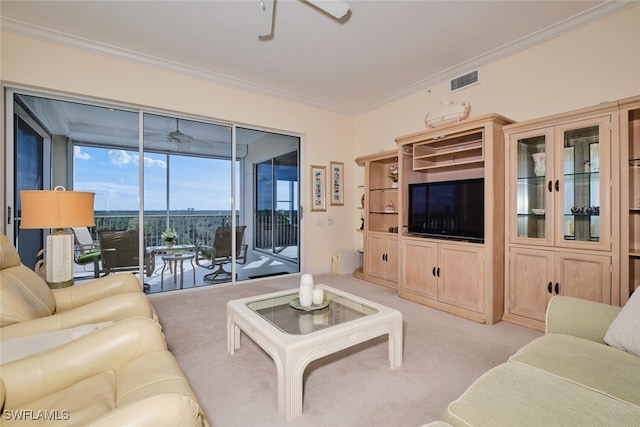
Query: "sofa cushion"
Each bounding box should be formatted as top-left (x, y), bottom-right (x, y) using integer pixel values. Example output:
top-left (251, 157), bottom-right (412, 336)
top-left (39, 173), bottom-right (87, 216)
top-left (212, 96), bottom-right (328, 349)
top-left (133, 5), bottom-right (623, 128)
top-left (511, 334), bottom-right (640, 407)
top-left (444, 361), bottom-right (640, 427)
top-left (3, 371), bottom-right (116, 427)
top-left (604, 289), bottom-right (640, 357)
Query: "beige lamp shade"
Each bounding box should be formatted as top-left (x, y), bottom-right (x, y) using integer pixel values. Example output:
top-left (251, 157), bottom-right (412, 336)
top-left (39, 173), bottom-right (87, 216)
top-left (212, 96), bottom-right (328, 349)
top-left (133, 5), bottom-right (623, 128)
top-left (20, 187), bottom-right (96, 229)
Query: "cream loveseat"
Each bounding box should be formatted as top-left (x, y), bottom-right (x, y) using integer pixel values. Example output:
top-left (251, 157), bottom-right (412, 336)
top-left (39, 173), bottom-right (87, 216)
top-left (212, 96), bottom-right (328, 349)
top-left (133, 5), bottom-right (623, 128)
top-left (0, 233), bottom-right (157, 340)
top-left (0, 317), bottom-right (209, 427)
top-left (430, 295), bottom-right (640, 426)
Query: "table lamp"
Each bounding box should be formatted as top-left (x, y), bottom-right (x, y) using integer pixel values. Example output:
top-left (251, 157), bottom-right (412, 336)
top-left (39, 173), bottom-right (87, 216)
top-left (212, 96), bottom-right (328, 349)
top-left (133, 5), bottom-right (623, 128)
top-left (20, 186), bottom-right (95, 288)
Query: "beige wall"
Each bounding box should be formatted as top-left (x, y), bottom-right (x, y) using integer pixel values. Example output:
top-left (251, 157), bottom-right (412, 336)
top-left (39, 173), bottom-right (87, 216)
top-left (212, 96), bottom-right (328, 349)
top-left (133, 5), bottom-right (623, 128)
top-left (2, 5), bottom-right (639, 273)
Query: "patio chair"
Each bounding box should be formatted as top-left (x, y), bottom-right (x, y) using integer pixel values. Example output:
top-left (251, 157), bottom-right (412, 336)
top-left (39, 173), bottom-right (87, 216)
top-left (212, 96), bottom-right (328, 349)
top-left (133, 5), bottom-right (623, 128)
top-left (97, 229), bottom-right (155, 278)
top-left (72, 227), bottom-right (102, 278)
top-left (195, 226), bottom-right (248, 282)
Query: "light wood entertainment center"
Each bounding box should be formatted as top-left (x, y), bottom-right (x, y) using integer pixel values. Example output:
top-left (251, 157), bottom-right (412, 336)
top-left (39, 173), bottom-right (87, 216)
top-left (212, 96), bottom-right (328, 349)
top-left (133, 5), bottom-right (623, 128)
top-left (355, 95), bottom-right (639, 329)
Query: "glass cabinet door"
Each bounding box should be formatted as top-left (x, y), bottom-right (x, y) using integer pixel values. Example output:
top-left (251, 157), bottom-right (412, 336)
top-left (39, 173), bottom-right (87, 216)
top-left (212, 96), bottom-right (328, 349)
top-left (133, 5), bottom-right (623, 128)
top-left (555, 117), bottom-right (610, 250)
top-left (510, 128), bottom-right (554, 245)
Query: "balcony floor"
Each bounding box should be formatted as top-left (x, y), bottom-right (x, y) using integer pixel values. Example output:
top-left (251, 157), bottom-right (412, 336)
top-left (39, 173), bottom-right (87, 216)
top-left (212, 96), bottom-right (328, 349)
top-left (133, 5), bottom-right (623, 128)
top-left (74, 247), bottom-right (299, 294)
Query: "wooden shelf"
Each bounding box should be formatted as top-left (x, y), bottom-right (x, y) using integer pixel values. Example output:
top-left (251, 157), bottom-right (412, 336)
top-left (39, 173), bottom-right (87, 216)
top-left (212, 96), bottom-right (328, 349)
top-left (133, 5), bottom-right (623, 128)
top-left (412, 130), bottom-right (484, 171)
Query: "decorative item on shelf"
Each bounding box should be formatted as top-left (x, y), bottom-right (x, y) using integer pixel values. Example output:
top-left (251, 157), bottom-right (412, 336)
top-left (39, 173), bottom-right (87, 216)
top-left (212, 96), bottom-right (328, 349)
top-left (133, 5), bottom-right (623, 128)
top-left (583, 160), bottom-right (591, 173)
top-left (570, 206), bottom-right (600, 216)
top-left (385, 200), bottom-right (395, 213)
top-left (161, 227), bottom-right (178, 247)
top-left (360, 194), bottom-right (365, 208)
top-left (532, 152), bottom-right (545, 177)
top-left (424, 100), bottom-right (470, 129)
top-left (360, 217), bottom-right (364, 230)
top-left (20, 186), bottom-right (95, 288)
top-left (388, 164), bottom-right (398, 187)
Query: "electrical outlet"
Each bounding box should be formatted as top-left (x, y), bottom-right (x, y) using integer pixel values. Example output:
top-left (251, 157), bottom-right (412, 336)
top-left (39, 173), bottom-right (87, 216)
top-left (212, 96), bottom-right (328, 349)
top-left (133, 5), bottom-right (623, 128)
top-left (327, 218), bottom-right (333, 225)
top-left (316, 218), bottom-right (322, 226)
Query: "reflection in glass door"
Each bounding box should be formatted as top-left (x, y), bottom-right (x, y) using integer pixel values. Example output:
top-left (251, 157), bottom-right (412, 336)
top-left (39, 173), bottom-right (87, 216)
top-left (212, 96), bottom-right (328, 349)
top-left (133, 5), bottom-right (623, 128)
top-left (13, 111), bottom-right (50, 270)
top-left (255, 151), bottom-right (299, 260)
top-left (513, 128), bottom-right (553, 244)
top-left (561, 125), bottom-right (600, 243)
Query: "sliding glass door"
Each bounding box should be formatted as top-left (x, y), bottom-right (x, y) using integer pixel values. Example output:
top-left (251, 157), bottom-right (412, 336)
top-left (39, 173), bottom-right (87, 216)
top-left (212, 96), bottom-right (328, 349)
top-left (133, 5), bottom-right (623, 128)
top-left (3, 88), bottom-right (300, 292)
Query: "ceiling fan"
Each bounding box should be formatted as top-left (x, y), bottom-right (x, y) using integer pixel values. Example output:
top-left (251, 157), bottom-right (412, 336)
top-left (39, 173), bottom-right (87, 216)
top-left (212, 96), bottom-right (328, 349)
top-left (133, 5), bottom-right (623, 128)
top-left (168, 118), bottom-right (194, 144)
top-left (257, 0), bottom-right (350, 37)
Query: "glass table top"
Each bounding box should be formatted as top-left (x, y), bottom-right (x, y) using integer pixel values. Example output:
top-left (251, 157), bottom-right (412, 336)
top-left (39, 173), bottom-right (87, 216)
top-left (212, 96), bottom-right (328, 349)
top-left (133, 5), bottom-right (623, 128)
top-left (246, 289), bottom-right (379, 335)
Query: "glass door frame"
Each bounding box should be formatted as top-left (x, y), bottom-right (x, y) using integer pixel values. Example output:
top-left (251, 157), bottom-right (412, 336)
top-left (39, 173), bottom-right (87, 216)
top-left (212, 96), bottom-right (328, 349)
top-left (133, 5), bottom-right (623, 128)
top-left (4, 85), bottom-right (297, 288)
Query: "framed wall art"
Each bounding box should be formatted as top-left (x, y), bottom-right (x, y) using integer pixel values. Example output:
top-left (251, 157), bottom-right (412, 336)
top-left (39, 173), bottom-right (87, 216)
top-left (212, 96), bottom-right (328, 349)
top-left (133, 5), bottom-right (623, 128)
top-left (330, 161), bottom-right (344, 206)
top-left (310, 165), bottom-right (326, 211)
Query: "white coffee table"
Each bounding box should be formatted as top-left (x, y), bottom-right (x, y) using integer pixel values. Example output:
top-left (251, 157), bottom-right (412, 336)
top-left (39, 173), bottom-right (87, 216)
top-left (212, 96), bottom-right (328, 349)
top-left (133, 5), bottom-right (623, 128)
top-left (227, 284), bottom-right (403, 420)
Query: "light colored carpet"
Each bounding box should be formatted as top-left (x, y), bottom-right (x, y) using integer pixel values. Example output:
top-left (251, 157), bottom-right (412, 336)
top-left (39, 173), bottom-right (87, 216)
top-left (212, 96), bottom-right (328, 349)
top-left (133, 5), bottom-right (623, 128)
top-left (149, 273), bottom-right (542, 427)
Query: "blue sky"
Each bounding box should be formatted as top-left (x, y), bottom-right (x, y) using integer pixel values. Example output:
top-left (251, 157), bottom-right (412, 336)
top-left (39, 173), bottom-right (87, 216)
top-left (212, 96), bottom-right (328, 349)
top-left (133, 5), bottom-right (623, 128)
top-left (73, 145), bottom-right (235, 211)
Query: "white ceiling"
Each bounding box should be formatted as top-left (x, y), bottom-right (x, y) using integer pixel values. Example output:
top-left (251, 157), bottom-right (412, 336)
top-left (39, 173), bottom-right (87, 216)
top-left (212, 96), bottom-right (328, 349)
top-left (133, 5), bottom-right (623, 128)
top-left (1, 1), bottom-right (636, 114)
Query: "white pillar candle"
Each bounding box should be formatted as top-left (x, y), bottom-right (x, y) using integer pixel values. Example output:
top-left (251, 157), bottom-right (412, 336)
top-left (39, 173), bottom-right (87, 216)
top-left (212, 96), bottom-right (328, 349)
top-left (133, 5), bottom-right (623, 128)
top-left (299, 283), bottom-right (313, 307)
top-left (312, 288), bottom-right (324, 305)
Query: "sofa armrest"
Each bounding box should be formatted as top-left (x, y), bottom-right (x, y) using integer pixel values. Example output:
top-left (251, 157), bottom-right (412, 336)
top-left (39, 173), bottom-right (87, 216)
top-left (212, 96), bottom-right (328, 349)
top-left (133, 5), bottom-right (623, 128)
top-left (1, 317), bottom-right (166, 409)
top-left (546, 296), bottom-right (621, 343)
top-left (0, 292), bottom-right (156, 340)
top-left (91, 393), bottom-right (210, 427)
top-left (53, 273), bottom-right (141, 310)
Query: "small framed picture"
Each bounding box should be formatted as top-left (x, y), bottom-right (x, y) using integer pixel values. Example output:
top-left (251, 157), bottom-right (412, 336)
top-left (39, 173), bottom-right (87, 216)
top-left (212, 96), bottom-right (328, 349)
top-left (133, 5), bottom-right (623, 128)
top-left (329, 161), bottom-right (344, 206)
top-left (310, 165), bottom-right (326, 211)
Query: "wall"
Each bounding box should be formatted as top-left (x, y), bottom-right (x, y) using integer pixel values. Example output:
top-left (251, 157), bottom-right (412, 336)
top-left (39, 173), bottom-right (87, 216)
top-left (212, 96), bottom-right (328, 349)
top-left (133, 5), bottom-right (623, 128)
top-left (0, 31), bottom-right (355, 274)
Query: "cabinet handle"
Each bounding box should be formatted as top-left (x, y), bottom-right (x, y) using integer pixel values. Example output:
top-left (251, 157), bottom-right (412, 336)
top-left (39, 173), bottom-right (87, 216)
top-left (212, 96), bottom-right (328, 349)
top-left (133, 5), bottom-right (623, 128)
top-left (547, 181), bottom-right (553, 192)
top-left (548, 282), bottom-right (553, 293)
top-left (432, 267), bottom-right (436, 276)
top-left (555, 283), bottom-right (559, 295)
top-left (436, 267), bottom-right (440, 277)
top-left (555, 180), bottom-right (559, 192)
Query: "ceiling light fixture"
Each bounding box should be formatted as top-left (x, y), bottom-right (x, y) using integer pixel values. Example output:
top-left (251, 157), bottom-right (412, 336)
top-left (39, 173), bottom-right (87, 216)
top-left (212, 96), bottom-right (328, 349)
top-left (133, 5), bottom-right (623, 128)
top-left (257, 0), bottom-right (349, 38)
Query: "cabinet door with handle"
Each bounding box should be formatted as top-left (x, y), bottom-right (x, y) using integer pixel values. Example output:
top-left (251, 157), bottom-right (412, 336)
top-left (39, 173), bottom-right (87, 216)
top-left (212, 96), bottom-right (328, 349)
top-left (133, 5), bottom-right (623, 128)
top-left (367, 233), bottom-right (387, 279)
top-left (508, 127), bottom-right (555, 246)
top-left (554, 116), bottom-right (611, 251)
top-left (556, 252), bottom-right (612, 304)
top-left (506, 247), bottom-right (554, 323)
top-left (401, 239), bottom-right (437, 298)
top-left (437, 244), bottom-right (485, 313)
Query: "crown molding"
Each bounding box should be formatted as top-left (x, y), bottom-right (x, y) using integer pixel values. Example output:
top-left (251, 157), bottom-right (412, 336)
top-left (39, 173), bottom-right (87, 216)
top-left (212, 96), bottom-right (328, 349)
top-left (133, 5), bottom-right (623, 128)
top-left (354, 0), bottom-right (639, 114)
top-left (0, 17), bottom-right (352, 115)
top-left (2, 1), bottom-right (637, 116)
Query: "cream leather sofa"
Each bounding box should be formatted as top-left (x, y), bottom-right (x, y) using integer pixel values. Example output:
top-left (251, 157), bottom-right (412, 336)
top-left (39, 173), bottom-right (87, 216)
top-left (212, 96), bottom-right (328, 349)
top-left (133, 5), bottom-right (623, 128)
top-left (0, 317), bottom-right (209, 427)
top-left (0, 233), bottom-right (157, 340)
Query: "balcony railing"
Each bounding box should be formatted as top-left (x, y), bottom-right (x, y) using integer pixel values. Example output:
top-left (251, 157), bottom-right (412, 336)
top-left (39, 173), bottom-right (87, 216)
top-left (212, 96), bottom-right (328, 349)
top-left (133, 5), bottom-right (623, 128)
top-left (92, 212), bottom-right (235, 247)
top-left (89, 211), bottom-right (298, 253)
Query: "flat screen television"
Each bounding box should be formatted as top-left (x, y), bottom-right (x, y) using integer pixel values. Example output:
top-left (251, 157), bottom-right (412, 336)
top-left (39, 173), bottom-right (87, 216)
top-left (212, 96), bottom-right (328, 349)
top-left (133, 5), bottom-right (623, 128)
top-left (408, 178), bottom-right (484, 243)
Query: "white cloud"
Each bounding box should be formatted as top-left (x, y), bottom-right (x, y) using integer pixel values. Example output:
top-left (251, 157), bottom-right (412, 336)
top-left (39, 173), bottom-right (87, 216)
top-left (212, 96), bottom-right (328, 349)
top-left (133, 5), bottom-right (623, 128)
top-left (108, 149), bottom-right (133, 165)
top-left (74, 146), bottom-right (91, 160)
top-left (140, 155), bottom-right (167, 168)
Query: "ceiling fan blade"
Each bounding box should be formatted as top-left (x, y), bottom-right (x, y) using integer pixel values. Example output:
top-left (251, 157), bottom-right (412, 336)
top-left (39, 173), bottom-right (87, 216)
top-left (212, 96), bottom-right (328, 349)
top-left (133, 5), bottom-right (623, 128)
top-left (257, 0), bottom-right (275, 36)
top-left (305, 0), bottom-right (349, 19)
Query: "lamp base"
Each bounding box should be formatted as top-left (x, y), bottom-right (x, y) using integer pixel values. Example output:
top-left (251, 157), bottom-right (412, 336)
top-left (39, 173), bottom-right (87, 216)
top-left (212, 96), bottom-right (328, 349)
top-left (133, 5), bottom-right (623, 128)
top-left (45, 230), bottom-right (75, 288)
top-left (47, 279), bottom-right (74, 289)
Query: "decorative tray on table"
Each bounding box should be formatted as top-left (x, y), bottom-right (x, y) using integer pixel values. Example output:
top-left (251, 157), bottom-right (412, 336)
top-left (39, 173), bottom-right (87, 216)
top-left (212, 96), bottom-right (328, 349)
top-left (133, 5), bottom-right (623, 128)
top-left (289, 298), bottom-right (330, 311)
